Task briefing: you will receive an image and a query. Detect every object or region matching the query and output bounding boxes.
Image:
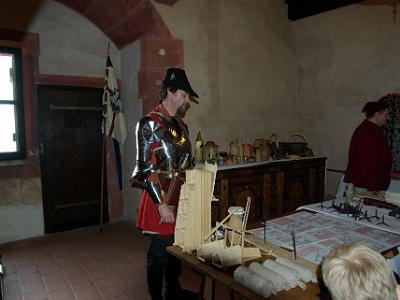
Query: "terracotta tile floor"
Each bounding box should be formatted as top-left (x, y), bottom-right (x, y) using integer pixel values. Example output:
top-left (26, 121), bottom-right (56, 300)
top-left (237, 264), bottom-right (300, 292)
top-left (0, 221), bottom-right (223, 300)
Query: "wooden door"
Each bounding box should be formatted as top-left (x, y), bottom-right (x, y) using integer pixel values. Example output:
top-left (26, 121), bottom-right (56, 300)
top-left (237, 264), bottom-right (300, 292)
top-left (284, 164), bottom-right (309, 212)
top-left (263, 171), bottom-right (285, 220)
top-left (228, 173), bottom-right (262, 225)
top-left (38, 85), bottom-right (108, 233)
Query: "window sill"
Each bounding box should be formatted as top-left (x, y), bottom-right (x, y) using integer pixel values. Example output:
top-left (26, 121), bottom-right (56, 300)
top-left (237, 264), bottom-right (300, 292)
top-left (0, 159), bottom-right (28, 167)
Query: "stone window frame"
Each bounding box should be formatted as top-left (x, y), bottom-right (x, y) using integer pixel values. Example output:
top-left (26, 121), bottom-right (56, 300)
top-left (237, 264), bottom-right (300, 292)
top-left (0, 45), bottom-right (26, 160)
top-left (0, 28), bottom-right (40, 178)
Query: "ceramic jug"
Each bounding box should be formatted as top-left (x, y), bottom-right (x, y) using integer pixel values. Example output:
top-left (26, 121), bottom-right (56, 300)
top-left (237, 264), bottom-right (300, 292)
top-left (203, 141), bottom-right (219, 163)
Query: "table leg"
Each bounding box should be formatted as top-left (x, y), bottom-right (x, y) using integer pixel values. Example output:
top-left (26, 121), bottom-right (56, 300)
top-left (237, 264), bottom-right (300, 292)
top-left (203, 276), bottom-right (214, 300)
top-left (198, 276), bottom-right (205, 300)
top-left (211, 279), bottom-right (215, 300)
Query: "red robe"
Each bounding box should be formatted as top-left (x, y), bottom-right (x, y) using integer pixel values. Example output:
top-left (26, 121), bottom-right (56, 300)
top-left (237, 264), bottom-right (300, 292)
top-left (344, 119), bottom-right (392, 191)
top-left (136, 179), bottom-right (183, 236)
top-left (136, 105), bottom-right (185, 236)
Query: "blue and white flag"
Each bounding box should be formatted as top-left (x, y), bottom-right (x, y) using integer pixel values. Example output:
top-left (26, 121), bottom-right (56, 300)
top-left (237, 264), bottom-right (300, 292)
top-left (102, 55), bottom-right (127, 190)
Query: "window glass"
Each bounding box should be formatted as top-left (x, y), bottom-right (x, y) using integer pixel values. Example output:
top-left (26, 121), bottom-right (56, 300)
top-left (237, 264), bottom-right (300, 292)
top-left (0, 54), bottom-right (14, 100)
top-left (0, 46), bottom-right (25, 160)
top-left (0, 104), bottom-right (17, 152)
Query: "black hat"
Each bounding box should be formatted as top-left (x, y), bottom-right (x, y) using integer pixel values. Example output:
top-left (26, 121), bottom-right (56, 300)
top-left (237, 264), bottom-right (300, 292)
top-left (163, 68), bottom-right (199, 99)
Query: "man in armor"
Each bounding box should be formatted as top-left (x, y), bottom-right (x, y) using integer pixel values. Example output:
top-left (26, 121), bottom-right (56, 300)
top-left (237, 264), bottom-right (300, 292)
top-left (131, 68), bottom-right (199, 300)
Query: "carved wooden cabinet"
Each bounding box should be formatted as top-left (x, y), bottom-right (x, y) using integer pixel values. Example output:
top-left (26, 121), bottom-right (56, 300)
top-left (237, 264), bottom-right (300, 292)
top-left (212, 157), bottom-right (326, 226)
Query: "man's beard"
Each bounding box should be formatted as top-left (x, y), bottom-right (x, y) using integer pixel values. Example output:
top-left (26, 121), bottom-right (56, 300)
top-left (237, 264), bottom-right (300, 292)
top-left (176, 102), bottom-right (190, 118)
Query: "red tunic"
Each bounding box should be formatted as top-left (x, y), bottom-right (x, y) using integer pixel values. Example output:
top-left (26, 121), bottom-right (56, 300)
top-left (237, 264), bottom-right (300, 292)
top-left (344, 119), bottom-right (392, 191)
top-left (136, 105), bottom-right (186, 236)
top-left (137, 179), bottom-right (183, 236)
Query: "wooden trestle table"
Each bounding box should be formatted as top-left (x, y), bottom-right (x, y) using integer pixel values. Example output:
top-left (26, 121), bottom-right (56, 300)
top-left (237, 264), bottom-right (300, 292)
top-left (167, 245), bottom-right (325, 300)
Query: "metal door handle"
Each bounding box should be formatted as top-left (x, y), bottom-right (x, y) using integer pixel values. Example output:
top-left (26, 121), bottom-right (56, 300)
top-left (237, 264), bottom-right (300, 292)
top-left (39, 142), bottom-right (45, 155)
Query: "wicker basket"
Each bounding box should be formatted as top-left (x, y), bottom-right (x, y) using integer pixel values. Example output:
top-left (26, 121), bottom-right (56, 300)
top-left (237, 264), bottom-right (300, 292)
top-left (287, 134), bottom-right (308, 156)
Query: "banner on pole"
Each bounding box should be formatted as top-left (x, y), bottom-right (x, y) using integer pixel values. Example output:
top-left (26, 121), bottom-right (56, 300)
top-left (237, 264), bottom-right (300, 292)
top-left (102, 54), bottom-right (127, 190)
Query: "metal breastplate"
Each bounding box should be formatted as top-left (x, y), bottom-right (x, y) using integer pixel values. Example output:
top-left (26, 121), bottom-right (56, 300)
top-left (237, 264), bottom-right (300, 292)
top-left (155, 113), bottom-right (192, 173)
top-left (131, 111), bottom-right (192, 204)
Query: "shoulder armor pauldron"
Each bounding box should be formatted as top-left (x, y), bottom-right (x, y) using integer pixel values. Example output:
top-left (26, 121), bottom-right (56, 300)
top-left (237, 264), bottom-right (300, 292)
top-left (138, 115), bottom-right (164, 143)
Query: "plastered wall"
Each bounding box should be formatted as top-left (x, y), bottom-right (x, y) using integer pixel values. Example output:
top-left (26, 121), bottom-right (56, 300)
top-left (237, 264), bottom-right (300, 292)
top-left (29, 0), bottom-right (121, 77)
top-left (0, 178), bottom-right (42, 205)
top-left (121, 41), bottom-right (142, 222)
top-left (154, 0), bottom-right (297, 151)
top-left (293, 3), bottom-right (400, 195)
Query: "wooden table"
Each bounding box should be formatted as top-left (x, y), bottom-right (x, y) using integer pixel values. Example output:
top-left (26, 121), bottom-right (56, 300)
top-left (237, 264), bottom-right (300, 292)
top-left (167, 245), bottom-right (325, 300)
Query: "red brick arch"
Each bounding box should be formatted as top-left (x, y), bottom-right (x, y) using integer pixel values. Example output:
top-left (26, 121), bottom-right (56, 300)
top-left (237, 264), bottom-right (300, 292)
top-left (55, 0), bottom-right (184, 114)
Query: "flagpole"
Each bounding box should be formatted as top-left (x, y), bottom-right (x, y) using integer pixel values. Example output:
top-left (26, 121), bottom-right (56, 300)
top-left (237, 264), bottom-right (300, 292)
top-left (99, 44), bottom-right (127, 233)
top-left (99, 42), bottom-right (110, 233)
top-left (99, 133), bottom-right (106, 233)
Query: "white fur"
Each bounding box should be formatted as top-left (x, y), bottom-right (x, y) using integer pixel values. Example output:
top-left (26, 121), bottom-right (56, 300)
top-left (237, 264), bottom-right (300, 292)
top-left (276, 256), bottom-right (318, 283)
top-left (233, 265), bottom-right (272, 298)
top-left (263, 259), bottom-right (306, 290)
top-left (249, 262), bottom-right (288, 292)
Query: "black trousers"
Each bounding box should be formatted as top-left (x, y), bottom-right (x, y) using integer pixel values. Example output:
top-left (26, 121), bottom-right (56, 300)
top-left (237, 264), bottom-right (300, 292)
top-left (147, 234), bottom-right (182, 300)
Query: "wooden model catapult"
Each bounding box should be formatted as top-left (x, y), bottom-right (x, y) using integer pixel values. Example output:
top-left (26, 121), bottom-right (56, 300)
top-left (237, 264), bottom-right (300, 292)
top-left (174, 162), bottom-right (271, 268)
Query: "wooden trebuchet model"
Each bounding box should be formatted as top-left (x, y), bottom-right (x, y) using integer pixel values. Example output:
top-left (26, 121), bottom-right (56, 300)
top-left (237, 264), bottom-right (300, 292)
top-left (197, 197), bottom-right (264, 268)
top-left (174, 162), bottom-right (218, 253)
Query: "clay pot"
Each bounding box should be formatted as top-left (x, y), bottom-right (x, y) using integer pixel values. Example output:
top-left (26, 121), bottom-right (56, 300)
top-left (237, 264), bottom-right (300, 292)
top-left (229, 140), bottom-right (239, 157)
top-left (225, 157), bottom-right (235, 165)
top-left (255, 149), bottom-right (262, 162)
top-left (259, 140), bottom-right (271, 161)
top-left (242, 144), bottom-right (253, 157)
top-left (254, 139), bottom-right (263, 149)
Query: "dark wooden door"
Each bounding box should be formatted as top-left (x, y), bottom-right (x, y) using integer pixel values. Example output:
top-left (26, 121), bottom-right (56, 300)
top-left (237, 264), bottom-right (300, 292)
top-left (264, 171), bottom-right (285, 220)
top-left (284, 164), bottom-right (310, 212)
top-left (228, 177), bottom-right (261, 225)
top-left (38, 85), bottom-right (108, 233)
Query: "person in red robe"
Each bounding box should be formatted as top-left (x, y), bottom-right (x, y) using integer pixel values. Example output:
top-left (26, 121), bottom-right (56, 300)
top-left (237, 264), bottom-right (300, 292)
top-left (344, 99), bottom-right (392, 193)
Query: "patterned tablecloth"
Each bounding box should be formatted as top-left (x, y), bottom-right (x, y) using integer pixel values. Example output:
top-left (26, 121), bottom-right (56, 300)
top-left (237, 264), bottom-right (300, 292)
top-left (299, 198), bottom-right (400, 235)
top-left (249, 207), bottom-right (400, 265)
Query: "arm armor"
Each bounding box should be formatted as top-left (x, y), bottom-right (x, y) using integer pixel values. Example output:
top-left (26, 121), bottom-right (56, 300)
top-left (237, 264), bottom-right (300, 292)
top-left (131, 115), bottom-right (164, 204)
top-left (144, 181), bottom-right (163, 204)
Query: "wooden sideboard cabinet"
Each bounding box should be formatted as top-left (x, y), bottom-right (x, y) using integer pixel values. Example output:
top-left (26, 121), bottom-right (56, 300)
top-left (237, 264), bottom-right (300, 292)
top-left (212, 157), bottom-right (326, 226)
